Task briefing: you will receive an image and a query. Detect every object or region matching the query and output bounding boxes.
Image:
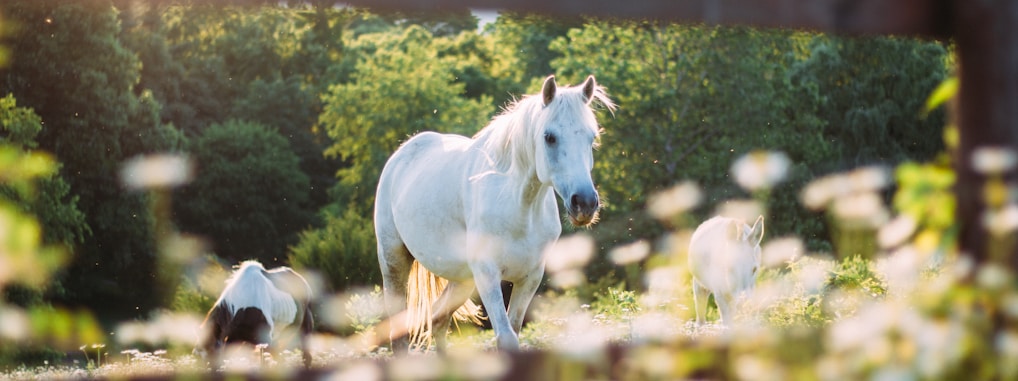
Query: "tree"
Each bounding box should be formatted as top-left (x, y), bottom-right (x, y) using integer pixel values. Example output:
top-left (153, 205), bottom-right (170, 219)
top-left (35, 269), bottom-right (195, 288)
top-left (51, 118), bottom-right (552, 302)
top-left (125, 5), bottom-right (346, 207)
top-left (488, 12), bottom-right (582, 90)
top-left (0, 0), bottom-right (181, 317)
top-left (551, 21), bottom-right (948, 263)
top-left (0, 95), bottom-right (87, 251)
top-left (289, 208), bottom-right (379, 292)
top-left (0, 94), bottom-right (88, 305)
top-left (174, 120), bottom-right (314, 266)
top-left (788, 35), bottom-right (949, 170)
top-left (318, 25), bottom-right (490, 213)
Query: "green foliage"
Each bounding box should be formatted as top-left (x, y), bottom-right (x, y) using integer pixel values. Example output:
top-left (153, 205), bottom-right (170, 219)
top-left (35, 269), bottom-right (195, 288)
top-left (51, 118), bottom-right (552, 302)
top-left (168, 275), bottom-right (214, 316)
top-left (1, 0), bottom-right (180, 317)
top-left (0, 95), bottom-right (88, 251)
top-left (788, 35), bottom-right (949, 169)
top-left (552, 22), bottom-right (948, 267)
top-left (174, 119), bottom-right (313, 265)
top-left (289, 208), bottom-right (379, 292)
top-left (319, 25), bottom-right (490, 212)
top-left (0, 4), bottom-right (966, 374)
top-left (826, 255), bottom-right (886, 296)
top-left (591, 286), bottom-right (641, 318)
top-left (341, 286), bottom-right (384, 335)
top-left (0, 108), bottom-right (104, 363)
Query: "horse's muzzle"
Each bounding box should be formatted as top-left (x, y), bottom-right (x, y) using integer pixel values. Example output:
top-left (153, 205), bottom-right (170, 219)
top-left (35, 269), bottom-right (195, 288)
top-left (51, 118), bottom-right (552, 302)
top-left (567, 190), bottom-right (600, 227)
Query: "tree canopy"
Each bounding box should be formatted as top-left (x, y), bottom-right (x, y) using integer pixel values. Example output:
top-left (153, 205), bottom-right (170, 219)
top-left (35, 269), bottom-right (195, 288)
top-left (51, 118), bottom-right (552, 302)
top-left (0, 1), bottom-right (949, 322)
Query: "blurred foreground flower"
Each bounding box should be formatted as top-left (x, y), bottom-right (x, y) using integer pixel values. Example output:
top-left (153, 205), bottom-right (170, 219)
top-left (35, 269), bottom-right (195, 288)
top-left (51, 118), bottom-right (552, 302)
top-left (714, 199), bottom-right (764, 223)
top-left (647, 181), bottom-right (702, 221)
top-left (610, 240), bottom-right (650, 265)
top-left (760, 237), bottom-right (803, 268)
top-left (802, 166), bottom-right (889, 211)
top-left (982, 203), bottom-right (1018, 236)
top-left (121, 154), bottom-right (193, 190)
top-left (115, 312), bottom-right (202, 347)
top-left (831, 192), bottom-right (889, 229)
top-left (544, 234), bottom-right (595, 289)
top-left (972, 146), bottom-right (1017, 175)
top-left (731, 150), bottom-right (791, 192)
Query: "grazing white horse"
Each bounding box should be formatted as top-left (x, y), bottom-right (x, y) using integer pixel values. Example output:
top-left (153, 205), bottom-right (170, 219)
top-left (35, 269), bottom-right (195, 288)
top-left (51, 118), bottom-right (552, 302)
top-left (688, 216), bottom-right (764, 325)
top-left (375, 75), bottom-right (614, 352)
top-left (196, 260), bottom-right (314, 367)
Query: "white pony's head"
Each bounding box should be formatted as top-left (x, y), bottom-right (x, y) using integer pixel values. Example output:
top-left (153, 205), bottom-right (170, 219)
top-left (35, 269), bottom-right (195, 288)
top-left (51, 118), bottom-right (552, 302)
top-left (738, 215), bottom-right (766, 285)
top-left (533, 75), bottom-right (613, 226)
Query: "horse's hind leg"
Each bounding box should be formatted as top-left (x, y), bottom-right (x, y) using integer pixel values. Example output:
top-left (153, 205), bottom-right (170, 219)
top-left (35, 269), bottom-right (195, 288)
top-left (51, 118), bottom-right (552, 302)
top-left (692, 279), bottom-right (710, 325)
top-left (430, 279), bottom-right (477, 353)
top-left (300, 306), bottom-right (314, 367)
top-left (377, 236), bottom-right (413, 354)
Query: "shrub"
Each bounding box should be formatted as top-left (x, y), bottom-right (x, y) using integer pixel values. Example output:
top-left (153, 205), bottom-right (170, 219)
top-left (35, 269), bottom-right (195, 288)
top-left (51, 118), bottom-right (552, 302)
top-left (289, 208), bottom-right (379, 292)
top-left (174, 119), bottom-right (314, 266)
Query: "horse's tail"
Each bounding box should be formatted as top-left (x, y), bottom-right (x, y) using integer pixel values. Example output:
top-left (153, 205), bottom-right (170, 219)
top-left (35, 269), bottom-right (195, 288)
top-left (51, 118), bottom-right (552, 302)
top-left (406, 260), bottom-right (484, 349)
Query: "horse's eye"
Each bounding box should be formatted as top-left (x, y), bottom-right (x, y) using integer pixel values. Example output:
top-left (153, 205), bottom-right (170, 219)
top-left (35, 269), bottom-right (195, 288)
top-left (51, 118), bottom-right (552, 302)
top-left (544, 133), bottom-right (557, 145)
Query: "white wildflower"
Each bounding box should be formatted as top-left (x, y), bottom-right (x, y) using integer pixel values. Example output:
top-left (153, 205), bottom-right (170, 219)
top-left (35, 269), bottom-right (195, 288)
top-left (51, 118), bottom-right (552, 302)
top-left (731, 150), bottom-right (791, 192)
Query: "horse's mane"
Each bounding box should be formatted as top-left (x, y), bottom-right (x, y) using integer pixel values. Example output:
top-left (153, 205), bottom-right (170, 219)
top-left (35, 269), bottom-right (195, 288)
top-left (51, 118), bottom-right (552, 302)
top-left (216, 260), bottom-right (298, 332)
top-left (473, 81), bottom-right (614, 178)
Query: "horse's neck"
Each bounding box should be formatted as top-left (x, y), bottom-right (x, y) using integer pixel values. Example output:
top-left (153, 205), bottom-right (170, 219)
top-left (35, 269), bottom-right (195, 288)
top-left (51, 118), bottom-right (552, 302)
top-left (520, 171), bottom-right (549, 208)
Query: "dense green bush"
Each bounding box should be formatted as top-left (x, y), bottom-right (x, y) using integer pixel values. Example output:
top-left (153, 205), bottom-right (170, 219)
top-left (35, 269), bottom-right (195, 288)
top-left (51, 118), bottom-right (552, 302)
top-left (289, 208), bottom-right (379, 292)
top-left (174, 120), bottom-right (314, 266)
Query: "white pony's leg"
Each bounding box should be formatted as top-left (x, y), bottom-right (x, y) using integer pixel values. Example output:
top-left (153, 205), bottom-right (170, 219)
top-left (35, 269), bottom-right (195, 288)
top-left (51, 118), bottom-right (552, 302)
top-left (715, 291), bottom-right (733, 325)
top-left (430, 279), bottom-right (477, 352)
top-left (471, 262), bottom-right (518, 350)
top-left (506, 272), bottom-right (541, 334)
top-left (378, 240), bottom-right (413, 354)
top-left (692, 279), bottom-right (710, 325)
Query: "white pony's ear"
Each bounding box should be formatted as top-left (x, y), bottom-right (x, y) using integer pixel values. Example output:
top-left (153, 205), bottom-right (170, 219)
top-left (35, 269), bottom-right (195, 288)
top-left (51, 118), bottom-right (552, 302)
top-left (749, 215), bottom-right (765, 246)
top-left (542, 75), bottom-right (557, 106)
top-left (582, 75), bottom-right (596, 104)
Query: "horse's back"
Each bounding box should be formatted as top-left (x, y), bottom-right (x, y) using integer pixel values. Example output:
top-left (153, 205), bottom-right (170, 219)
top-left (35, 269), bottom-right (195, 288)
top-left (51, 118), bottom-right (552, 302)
top-left (220, 263), bottom-right (298, 331)
top-left (689, 216), bottom-right (738, 254)
top-left (380, 132), bottom-right (473, 180)
top-left (376, 131), bottom-right (475, 224)
top-left (265, 267), bottom-right (312, 304)
top-left (688, 216), bottom-right (751, 289)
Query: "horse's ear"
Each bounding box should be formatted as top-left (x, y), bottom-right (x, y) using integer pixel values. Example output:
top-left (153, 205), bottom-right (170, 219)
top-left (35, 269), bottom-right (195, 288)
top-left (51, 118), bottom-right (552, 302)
top-left (542, 75), bottom-right (557, 106)
top-left (582, 75), bottom-right (596, 103)
top-left (750, 215), bottom-right (765, 246)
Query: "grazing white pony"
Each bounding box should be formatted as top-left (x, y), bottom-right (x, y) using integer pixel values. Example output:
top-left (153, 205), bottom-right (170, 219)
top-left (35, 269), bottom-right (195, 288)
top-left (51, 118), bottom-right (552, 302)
top-left (196, 260), bottom-right (314, 367)
top-left (375, 75), bottom-right (614, 352)
top-left (688, 216), bottom-right (764, 325)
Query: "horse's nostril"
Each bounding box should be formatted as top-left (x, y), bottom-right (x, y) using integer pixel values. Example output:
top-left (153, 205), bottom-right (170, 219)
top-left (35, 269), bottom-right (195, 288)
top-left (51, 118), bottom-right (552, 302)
top-left (570, 192), bottom-right (598, 211)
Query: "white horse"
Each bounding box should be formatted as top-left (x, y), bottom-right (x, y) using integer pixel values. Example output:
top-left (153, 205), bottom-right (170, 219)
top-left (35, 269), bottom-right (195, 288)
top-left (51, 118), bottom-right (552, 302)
top-left (688, 216), bottom-right (764, 325)
top-left (196, 260), bottom-right (314, 367)
top-left (375, 75), bottom-right (614, 352)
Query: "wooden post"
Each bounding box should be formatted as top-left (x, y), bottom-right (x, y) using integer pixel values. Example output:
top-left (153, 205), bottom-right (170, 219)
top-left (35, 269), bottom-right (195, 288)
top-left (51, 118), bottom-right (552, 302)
top-left (953, 0), bottom-right (1018, 267)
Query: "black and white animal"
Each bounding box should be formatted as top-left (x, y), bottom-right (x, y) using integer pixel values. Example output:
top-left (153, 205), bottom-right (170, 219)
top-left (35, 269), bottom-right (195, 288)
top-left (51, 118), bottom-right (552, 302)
top-left (195, 260), bottom-right (314, 367)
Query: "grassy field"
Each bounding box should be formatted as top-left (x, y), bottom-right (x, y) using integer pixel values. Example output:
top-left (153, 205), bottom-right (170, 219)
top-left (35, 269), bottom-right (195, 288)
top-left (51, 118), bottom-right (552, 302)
top-left (2, 240), bottom-right (965, 381)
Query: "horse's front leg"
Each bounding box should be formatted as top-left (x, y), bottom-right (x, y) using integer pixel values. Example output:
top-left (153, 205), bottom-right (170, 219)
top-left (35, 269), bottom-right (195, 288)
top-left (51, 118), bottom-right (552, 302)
top-left (506, 271), bottom-right (542, 336)
top-left (470, 262), bottom-right (518, 350)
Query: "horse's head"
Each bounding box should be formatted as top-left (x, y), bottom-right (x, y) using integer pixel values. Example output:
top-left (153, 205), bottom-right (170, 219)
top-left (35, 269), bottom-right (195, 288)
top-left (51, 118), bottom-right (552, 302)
top-left (738, 215), bottom-right (766, 284)
top-left (534, 75), bottom-right (613, 227)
